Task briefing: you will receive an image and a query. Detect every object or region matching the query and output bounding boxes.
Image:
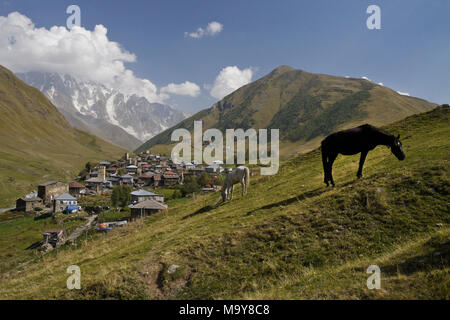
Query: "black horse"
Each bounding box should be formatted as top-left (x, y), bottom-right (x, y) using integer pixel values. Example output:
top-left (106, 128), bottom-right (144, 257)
top-left (321, 124), bottom-right (405, 187)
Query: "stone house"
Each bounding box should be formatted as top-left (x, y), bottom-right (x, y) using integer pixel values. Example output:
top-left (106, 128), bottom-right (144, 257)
top-left (142, 164), bottom-right (152, 172)
top-left (190, 166), bottom-right (206, 176)
top-left (163, 170), bottom-right (179, 186)
top-left (69, 181), bottom-right (85, 198)
top-left (153, 174), bottom-right (162, 188)
top-left (126, 165), bottom-right (138, 174)
top-left (106, 177), bottom-right (121, 187)
top-left (120, 174), bottom-right (134, 185)
top-left (38, 181), bottom-right (69, 204)
top-left (85, 177), bottom-right (104, 193)
top-left (106, 167), bottom-right (118, 176)
top-left (16, 197), bottom-right (43, 212)
top-left (137, 173), bottom-right (154, 186)
top-left (90, 171), bottom-right (99, 178)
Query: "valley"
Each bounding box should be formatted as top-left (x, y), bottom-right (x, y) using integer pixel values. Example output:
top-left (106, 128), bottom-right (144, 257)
top-left (0, 106), bottom-right (448, 299)
top-left (0, 0), bottom-right (448, 304)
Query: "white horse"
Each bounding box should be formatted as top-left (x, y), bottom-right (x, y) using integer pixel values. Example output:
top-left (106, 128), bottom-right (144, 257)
top-left (221, 166), bottom-right (250, 202)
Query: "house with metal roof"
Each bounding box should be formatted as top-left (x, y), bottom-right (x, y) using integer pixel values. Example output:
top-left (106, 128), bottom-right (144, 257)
top-left (130, 189), bottom-right (164, 203)
top-left (106, 177), bottom-right (121, 188)
top-left (53, 193), bottom-right (78, 213)
top-left (120, 174), bottom-right (134, 185)
top-left (126, 165), bottom-right (138, 174)
top-left (130, 199), bottom-right (167, 220)
top-left (206, 163), bottom-right (224, 174)
top-left (85, 177), bottom-right (105, 193)
top-left (184, 162), bottom-right (195, 170)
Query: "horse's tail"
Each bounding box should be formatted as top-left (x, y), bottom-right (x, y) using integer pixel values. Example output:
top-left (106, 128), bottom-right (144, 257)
top-left (244, 166), bottom-right (250, 191)
top-left (321, 140), bottom-right (328, 184)
top-left (321, 141), bottom-right (328, 168)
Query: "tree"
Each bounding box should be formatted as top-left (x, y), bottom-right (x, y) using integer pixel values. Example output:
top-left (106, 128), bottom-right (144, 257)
top-left (119, 185), bottom-right (132, 207)
top-left (214, 174), bottom-right (225, 187)
top-left (85, 162), bottom-right (94, 172)
top-left (111, 187), bottom-right (120, 208)
top-left (198, 173), bottom-right (212, 187)
top-left (111, 185), bottom-right (132, 208)
top-left (181, 176), bottom-right (201, 196)
top-left (172, 189), bottom-right (182, 199)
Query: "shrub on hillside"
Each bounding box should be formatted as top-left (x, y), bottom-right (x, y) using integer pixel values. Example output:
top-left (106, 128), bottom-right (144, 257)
top-left (111, 185), bottom-right (133, 208)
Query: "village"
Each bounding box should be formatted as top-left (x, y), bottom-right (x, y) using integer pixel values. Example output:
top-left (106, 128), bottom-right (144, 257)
top-left (14, 151), bottom-right (232, 250)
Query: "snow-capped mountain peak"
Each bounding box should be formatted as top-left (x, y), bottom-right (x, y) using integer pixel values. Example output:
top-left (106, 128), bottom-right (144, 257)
top-left (17, 71), bottom-right (188, 145)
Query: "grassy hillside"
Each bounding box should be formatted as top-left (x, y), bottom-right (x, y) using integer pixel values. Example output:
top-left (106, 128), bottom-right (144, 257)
top-left (136, 66), bottom-right (436, 157)
top-left (0, 65), bottom-right (126, 207)
top-left (0, 106), bottom-right (447, 299)
top-left (0, 210), bottom-right (88, 274)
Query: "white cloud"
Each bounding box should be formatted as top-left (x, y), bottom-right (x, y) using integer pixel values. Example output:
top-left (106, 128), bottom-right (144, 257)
top-left (210, 66), bottom-right (253, 100)
top-left (378, 82), bottom-right (384, 86)
top-left (361, 76), bottom-right (371, 81)
top-left (161, 81), bottom-right (201, 97)
top-left (185, 21), bottom-right (223, 39)
top-left (397, 91), bottom-right (410, 96)
top-left (206, 21), bottom-right (223, 35)
top-left (0, 11), bottom-right (193, 103)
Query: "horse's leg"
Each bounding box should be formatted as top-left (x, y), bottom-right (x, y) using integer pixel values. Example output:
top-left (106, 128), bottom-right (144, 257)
top-left (322, 149), bottom-right (329, 186)
top-left (357, 151), bottom-right (368, 179)
top-left (241, 179), bottom-right (245, 196)
top-left (230, 185), bottom-right (234, 200)
top-left (328, 153), bottom-right (337, 187)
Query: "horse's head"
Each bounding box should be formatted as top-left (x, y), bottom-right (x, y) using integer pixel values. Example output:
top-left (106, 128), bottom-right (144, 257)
top-left (391, 134), bottom-right (405, 161)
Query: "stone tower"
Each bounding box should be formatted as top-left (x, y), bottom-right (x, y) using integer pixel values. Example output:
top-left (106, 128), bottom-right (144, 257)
top-left (98, 166), bottom-right (106, 181)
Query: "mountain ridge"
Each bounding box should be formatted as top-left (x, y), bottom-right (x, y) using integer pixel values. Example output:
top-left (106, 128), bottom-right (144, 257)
top-left (17, 71), bottom-right (189, 150)
top-left (135, 66), bottom-right (436, 156)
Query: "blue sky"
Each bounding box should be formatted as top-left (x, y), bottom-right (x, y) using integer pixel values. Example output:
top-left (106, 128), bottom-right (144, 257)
top-left (1, 0), bottom-right (449, 113)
